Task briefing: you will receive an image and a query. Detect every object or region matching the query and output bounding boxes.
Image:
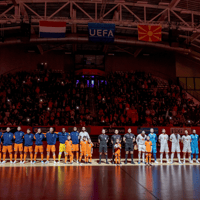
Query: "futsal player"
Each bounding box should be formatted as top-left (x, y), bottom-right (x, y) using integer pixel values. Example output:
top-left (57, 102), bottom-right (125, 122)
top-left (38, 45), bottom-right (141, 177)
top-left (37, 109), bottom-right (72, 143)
top-left (86, 139), bottom-right (93, 164)
top-left (159, 129), bottom-right (170, 164)
top-left (79, 127), bottom-right (90, 141)
top-left (65, 135), bottom-right (73, 164)
top-left (2, 127), bottom-right (14, 164)
top-left (114, 139), bottom-right (121, 166)
top-left (111, 129), bottom-right (122, 164)
top-left (45, 127), bottom-right (58, 164)
top-left (58, 128), bottom-right (69, 163)
top-left (79, 136), bottom-right (88, 164)
top-left (98, 129), bottom-right (109, 164)
top-left (34, 128), bottom-right (45, 164)
top-left (190, 129), bottom-right (199, 163)
top-left (123, 128), bottom-right (135, 164)
top-left (23, 129), bottom-right (34, 164)
top-left (136, 130), bottom-right (147, 164)
top-left (170, 132), bottom-right (182, 164)
top-left (148, 128), bottom-right (158, 164)
top-left (70, 127), bottom-right (80, 163)
top-left (182, 130), bottom-right (192, 164)
top-left (145, 136), bottom-right (152, 166)
top-left (13, 126), bottom-right (24, 164)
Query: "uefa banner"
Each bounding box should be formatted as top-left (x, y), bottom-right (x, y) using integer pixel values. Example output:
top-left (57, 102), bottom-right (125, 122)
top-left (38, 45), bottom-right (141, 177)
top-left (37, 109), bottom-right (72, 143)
top-left (88, 23), bottom-right (115, 43)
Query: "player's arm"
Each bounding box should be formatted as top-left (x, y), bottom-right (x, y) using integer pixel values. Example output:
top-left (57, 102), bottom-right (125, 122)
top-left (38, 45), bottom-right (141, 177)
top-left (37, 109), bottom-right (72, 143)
top-left (170, 135), bottom-right (172, 142)
top-left (123, 136), bottom-right (126, 143)
top-left (91, 147), bottom-right (93, 154)
top-left (158, 135), bottom-right (161, 143)
top-left (111, 135), bottom-right (113, 144)
top-left (106, 136), bottom-right (109, 143)
top-left (133, 136), bottom-right (135, 143)
top-left (136, 135), bottom-right (139, 144)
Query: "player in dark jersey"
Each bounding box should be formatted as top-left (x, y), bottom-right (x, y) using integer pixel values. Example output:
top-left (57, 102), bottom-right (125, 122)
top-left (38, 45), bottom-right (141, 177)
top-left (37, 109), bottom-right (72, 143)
top-left (111, 129), bottom-right (122, 164)
top-left (98, 129), bottom-right (109, 164)
top-left (123, 128), bottom-right (135, 164)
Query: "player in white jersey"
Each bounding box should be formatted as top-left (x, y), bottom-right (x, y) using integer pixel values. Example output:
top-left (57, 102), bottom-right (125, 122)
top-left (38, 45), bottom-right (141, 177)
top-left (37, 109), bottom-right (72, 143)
top-left (170, 132), bottom-right (182, 164)
top-left (136, 131), bottom-right (147, 164)
top-left (79, 127), bottom-right (90, 141)
top-left (182, 130), bottom-right (192, 164)
top-left (158, 129), bottom-right (170, 164)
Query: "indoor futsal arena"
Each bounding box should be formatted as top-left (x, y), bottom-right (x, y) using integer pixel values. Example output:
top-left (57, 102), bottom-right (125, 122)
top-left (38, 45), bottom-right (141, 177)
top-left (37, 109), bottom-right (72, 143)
top-left (1, 0), bottom-right (200, 199)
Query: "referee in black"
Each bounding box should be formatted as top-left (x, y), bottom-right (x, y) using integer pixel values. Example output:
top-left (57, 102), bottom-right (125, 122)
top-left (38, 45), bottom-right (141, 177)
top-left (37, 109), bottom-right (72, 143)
top-left (98, 129), bottom-right (109, 164)
top-left (111, 129), bottom-right (122, 164)
top-left (123, 128), bottom-right (135, 164)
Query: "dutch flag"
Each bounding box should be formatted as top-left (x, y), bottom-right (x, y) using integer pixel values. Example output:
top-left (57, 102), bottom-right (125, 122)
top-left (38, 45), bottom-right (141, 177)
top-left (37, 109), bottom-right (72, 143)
top-left (39, 21), bottom-right (66, 38)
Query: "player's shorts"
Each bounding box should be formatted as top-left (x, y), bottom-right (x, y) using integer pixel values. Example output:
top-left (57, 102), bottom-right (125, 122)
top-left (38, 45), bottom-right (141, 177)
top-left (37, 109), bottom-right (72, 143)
top-left (115, 152), bottom-right (120, 157)
top-left (191, 146), bottom-right (199, 154)
top-left (138, 144), bottom-right (146, 152)
top-left (14, 143), bottom-right (23, 152)
top-left (35, 145), bottom-right (43, 153)
top-left (24, 146), bottom-right (33, 153)
top-left (125, 143), bottom-right (134, 151)
top-left (2, 145), bottom-right (12, 153)
top-left (59, 143), bottom-right (65, 152)
top-left (160, 144), bottom-right (169, 153)
top-left (87, 153), bottom-right (92, 157)
top-left (182, 145), bottom-right (191, 153)
top-left (65, 151), bottom-right (73, 156)
top-left (171, 144), bottom-right (180, 153)
top-left (72, 144), bottom-right (79, 151)
top-left (99, 145), bottom-right (107, 153)
top-left (47, 145), bottom-right (56, 152)
top-left (151, 145), bottom-right (157, 153)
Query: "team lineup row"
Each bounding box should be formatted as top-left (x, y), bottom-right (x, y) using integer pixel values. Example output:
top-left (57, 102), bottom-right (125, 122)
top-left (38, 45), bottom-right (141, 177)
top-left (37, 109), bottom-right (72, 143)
top-left (0, 127), bottom-right (199, 166)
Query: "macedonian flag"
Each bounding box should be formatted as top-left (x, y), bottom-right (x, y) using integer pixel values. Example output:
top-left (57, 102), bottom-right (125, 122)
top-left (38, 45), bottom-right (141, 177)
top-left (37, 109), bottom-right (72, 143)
top-left (138, 25), bottom-right (162, 42)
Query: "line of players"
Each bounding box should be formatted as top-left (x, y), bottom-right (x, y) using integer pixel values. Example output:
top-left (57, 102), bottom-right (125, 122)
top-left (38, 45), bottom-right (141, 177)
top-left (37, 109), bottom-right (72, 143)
top-left (0, 126), bottom-right (92, 164)
top-left (0, 126), bottom-right (199, 165)
top-left (98, 128), bottom-right (199, 165)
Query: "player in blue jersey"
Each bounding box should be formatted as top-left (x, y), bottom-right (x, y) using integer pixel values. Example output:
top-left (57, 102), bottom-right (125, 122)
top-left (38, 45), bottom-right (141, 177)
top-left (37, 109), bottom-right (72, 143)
top-left (45, 127), bottom-right (58, 164)
top-left (13, 126), bottom-right (24, 164)
top-left (34, 128), bottom-right (45, 164)
top-left (23, 129), bottom-right (34, 164)
top-left (70, 127), bottom-right (80, 163)
top-left (190, 129), bottom-right (199, 163)
top-left (148, 128), bottom-right (158, 164)
top-left (2, 127), bottom-right (14, 164)
top-left (58, 128), bottom-right (69, 163)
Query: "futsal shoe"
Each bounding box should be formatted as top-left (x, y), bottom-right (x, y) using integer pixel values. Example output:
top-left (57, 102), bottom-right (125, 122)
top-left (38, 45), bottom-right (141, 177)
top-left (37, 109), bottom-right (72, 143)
top-left (41, 161), bottom-right (44, 164)
top-left (154, 160), bottom-right (158, 164)
top-left (70, 162), bottom-right (73, 164)
top-left (13, 160), bottom-right (17, 164)
top-left (85, 162), bottom-right (88, 164)
top-left (33, 161), bottom-right (36, 164)
top-left (119, 163), bottom-right (122, 166)
top-left (179, 161), bottom-right (182, 164)
top-left (160, 161), bottom-right (163, 164)
top-left (10, 161), bottom-right (13, 164)
top-left (54, 161), bottom-right (57, 165)
top-left (115, 164), bottom-right (117, 166)
top-left (149, 163), bottom-right (152, 166)
top-left (45, 161), bottom-right (49, 164)
top-left (170, 162), bottom-right (173, 164)
top-left (183, 161), bottom-right (185, 164)
top-left (131, 161), bottom-right (135, 164)
top-left (124, 161), bottom-right (127, 164)
top-left (106, 161), bottom-right (109, 164)
top-left (167, 161), bottom-right (170, 164)
top-left (79, 163), bottom-right (83, 166)
top-left (190, 160), bottom-right (193, 164)
top-left (196, 160), bottom-right (200, 163)
top-left (57, 161), bottom-right (60, 164)
top-left (20, 161), bottom-right (23, 164)
top-left (30, 161), bottom-right (33, 164)
top-left (138, 161), bottom-right (140, 164)
top-left (2, 161), bottom-right (6, 164)
top-left (98, 161), bottom-right (101, 164)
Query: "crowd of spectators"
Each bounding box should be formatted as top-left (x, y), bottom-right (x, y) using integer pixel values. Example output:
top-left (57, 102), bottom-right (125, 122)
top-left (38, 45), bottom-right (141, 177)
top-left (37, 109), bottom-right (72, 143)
top-left (0, 70), bottom-right (92, 126)
top-left (0, 70), bottom-right (199, 127)
top-left (95, 71), bottom-right (199, 127)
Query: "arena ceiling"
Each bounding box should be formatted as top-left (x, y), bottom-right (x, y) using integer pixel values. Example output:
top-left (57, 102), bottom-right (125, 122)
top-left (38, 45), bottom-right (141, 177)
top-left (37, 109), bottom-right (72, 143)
top-left (0, 0), bottom-right (200, 60)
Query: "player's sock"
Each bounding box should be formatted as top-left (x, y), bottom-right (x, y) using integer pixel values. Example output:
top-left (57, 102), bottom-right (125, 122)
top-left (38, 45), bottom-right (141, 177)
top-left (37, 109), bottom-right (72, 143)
top-left (34, 154), bottom-right (37, 161)
top-left (79, 155), bottom-right (82, 163)
top-left (131, 154), bottom-right (133, 162)
top-left (70, 155), bottom-right (73, 163)
top-left (30, 153), bottom-right (33, 162)
top-left (153, 153), bottom-right (156, 161)
top-left (112, 155), bottom-right (115, 163)
top-left (53, 155), bottom-right (56, 161)
top-left (142, 153), bottom-right (145, 163)
top-left (14, 154), bottom-right (17, 161)
top-left (138, 153), bottom-right (141, 162)
top-left (58, 153), bottom-right (61, 161)
top-left (115, 156), bottom-right (117, 164)
top-left (171, 153), bottom-right (174, 162)
top-left (183, 157), bottom-right (185, 162)
top-left (189, 156), bottom-right (191, 161)
top-left (105, 155), bottom-right (108, 162)
top-left (24, 154), bottom-right (26, 161)
top-left (41, 154), bottom-right (44, 161)
top-left (160, 153), bottom-right (163, 162)
top-left (177, 153), bottom-right (181, 162)
top-left (99, 155), bottom-right (102, 162)
top-left (149, 154), bottom-right (151, 163)
top-left (10, 154), bottom-right (12, 162)
top-left (76, 152), bottom-right (79, 161)
top-left (3, 154), bottom-right (6, 161)
top-left (191, 154), bottom-right (193, 160)
top-left (90, 157), bottom-right (92, 163)
top-left (20, 154), bottom-right (23, 161)
top-left (196, 154), bottom-right (198, 160)
top-left (166, 154), bottom-right (169, 162)
top-left (47, 155), bottom-right (50, 161)
top-left (65, 156), bottom-right (67, 163)
top-left (125, 154), bottom-right (128, 162)
top-left (146, 154), bottom-right (148, 163)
